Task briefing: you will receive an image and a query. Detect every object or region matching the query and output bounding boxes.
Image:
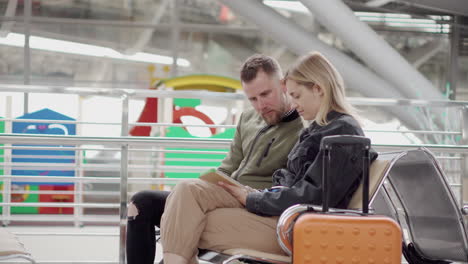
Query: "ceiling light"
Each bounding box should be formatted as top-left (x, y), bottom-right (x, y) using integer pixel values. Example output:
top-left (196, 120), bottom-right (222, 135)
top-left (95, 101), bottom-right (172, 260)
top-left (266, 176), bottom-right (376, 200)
top-left (263, 0), bottom-right (309, 13)
top-left (0, 33), bottom-right (190, 67)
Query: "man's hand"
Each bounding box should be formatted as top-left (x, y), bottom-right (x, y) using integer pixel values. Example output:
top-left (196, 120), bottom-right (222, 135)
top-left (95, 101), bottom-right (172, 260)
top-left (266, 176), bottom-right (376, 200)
top-left (218, 182), bottom-right (251, 206)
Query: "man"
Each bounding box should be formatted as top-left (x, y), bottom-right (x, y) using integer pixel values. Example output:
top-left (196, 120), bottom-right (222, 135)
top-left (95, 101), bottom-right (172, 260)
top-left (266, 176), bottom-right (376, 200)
top-left (126, 54), bottom-right (304, 264)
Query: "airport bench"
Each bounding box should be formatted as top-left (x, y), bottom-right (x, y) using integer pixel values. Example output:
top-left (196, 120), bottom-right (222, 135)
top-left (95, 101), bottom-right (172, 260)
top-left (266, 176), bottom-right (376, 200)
top-left (373, 148), bottom-right (468, 263)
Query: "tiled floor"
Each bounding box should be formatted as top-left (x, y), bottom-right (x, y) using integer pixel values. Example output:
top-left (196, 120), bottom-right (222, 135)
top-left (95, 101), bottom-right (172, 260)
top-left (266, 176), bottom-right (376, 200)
top-left (2, 224), bottom-right (219, 264)
top-left (4, 225), bottom-right (161, 263)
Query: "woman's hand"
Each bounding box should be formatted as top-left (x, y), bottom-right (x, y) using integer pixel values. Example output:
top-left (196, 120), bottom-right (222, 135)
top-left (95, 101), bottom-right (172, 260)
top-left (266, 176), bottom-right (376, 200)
top-left (218, 182), bottom-right (253, 206)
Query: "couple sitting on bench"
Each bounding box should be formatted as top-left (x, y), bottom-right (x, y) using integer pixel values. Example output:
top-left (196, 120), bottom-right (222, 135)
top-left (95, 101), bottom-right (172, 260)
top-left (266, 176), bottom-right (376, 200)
top-left (126, 52), bottom-right (468, 264)
top-left (127, 52), bottom-right (377, 264)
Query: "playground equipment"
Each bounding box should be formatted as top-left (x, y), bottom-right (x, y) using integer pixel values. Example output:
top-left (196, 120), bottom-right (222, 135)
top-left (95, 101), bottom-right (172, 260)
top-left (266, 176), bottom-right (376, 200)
top-left (0, 109), bottom-right (76, 214)
top-left (129, 73), bottom-right (242, 180)
top-left (130, 73), bottom-right (242, 137)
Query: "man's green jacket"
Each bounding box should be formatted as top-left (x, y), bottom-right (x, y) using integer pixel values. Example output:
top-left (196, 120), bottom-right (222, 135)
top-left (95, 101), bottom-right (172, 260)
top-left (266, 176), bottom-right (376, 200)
top-left (217, 108), bottom-right (304, 189)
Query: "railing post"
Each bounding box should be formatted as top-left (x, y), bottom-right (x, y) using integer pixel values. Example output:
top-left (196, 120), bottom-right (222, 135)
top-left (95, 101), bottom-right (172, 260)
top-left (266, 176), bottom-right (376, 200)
top-left (2, 96), bottom-right (13, 226)
top-left (23, 0), bottom-right (31, 115)
top-left (74, 97), bottom-right (84, 227)
top-left (119, 93), bottom-right (130, 264)
top-left (461, 106), bottom-right (468, 211)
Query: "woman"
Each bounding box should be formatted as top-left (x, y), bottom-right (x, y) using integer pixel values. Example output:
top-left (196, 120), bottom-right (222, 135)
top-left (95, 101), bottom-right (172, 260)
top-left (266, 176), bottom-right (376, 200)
top-left (160, 52), bottom-right (377, 264)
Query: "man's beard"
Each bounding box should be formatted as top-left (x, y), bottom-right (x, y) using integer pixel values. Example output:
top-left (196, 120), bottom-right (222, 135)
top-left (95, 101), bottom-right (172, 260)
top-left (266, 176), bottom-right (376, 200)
top-left (262, 109), bottom-right (283, 125)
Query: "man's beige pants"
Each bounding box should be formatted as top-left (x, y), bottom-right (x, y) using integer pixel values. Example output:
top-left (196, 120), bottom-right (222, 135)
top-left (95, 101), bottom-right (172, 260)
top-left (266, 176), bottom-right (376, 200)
top-left (160, 179), bottom-right (285, 261)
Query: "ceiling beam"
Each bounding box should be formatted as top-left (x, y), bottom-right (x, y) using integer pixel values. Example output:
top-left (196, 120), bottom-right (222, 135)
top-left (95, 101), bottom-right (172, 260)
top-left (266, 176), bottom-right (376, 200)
top-left (398, 0), bottom-right (468, 16)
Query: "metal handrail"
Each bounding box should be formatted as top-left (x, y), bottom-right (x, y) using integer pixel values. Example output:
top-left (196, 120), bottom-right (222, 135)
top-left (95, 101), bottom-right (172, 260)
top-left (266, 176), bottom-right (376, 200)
top-left (0, 145), bottom-right (229, 154)
top-left (0, 162), bottom-right (217, 171)
top-left (1, 134), bottom-right (468, 153)
top-left (3, 83), bottom-right (468, 107)
top-left (365, 129), bottom-right (461, 135)
top-left (1, 117), bottom-right (461, 135)
top-left (0, 118), bottom-right (238, 129)
top-left (0, 84), bottom-right (246, 100)
top-left (0, 175), bottom-right (187, 183)
top-left (0, 133), bottom-right (231, 148)
top-left (374, 143), bottom-right (468, 154)
top-left (0, 154), bottom-right (225, 162)
top-left (2, 202), bottom-right (119, 208)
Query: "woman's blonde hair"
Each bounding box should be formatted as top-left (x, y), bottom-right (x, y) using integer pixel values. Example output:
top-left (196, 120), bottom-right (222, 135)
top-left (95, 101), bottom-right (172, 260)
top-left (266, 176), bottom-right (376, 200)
top-left (285, 52), bottom-right (357, 126)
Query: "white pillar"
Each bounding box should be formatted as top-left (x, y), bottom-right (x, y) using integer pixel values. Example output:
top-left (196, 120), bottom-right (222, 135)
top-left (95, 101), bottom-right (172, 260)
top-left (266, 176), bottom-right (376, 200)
top-left (299, 0), bottom-right (453, 132)
top-left (299, 0), bottom-right (444, 101)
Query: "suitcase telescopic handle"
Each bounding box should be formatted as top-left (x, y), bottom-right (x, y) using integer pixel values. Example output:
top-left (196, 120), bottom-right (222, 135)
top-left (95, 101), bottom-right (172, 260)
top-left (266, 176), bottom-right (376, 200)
top-left (320, 135), bottom-right (371, 214)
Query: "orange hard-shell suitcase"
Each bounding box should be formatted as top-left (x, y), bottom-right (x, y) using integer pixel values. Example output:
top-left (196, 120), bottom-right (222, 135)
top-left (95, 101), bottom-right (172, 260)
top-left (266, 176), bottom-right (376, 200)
top-left (293, 213), bottom-right (402, 264)
top-left (292, 136), bottom-right (402, 264)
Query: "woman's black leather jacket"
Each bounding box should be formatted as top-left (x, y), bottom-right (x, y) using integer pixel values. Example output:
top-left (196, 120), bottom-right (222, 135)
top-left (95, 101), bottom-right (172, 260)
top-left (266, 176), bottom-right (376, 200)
top-left (245, 111), bottom-right (378, 216)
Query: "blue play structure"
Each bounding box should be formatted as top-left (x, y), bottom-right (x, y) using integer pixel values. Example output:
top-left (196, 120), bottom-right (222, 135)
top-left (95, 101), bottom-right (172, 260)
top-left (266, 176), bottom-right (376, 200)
top-left (12, 108), bottom-right (76, 185)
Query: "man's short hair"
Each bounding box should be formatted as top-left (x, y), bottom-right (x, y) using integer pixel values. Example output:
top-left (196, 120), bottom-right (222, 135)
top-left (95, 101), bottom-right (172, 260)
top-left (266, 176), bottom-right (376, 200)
top-left (240, 54), bottom-right (282, 83)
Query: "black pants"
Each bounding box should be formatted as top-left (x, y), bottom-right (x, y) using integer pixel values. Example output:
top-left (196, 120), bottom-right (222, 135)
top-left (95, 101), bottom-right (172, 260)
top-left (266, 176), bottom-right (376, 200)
top-left (126, 190), bottom-right (170, 264)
